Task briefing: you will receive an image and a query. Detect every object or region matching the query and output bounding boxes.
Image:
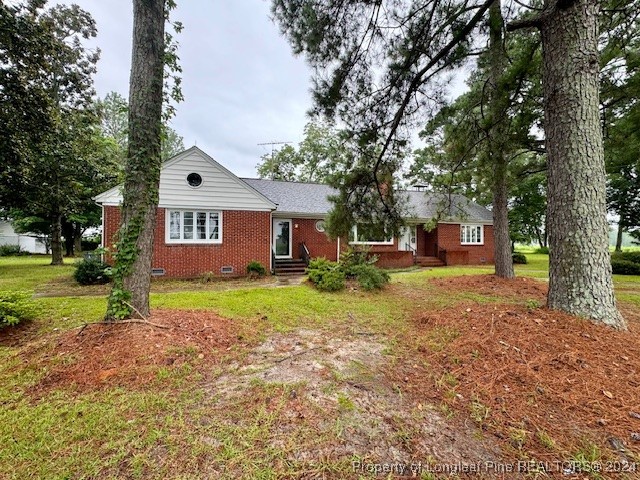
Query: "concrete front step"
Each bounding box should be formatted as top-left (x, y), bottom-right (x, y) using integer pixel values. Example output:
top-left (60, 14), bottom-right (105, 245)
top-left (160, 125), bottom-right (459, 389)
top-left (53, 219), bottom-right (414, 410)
top-left (274, 259), bottom-right (307, 276)
top-left (275, 271), bottom-right (306, 277)
top-left (415, 256), bottom-right (445, 267)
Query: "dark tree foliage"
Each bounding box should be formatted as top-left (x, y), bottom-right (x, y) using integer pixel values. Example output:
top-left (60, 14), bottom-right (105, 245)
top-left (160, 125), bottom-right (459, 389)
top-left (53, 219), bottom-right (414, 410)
top-left (97, 91), bottom-right (185, 162)
top-left (600, 2), bottom-right (640, 250)
top-left (408, 28), bottom-right (544, 243)
top-left (0, 0), bottom-right (56, 208)
top-left (257, 122), bottom-right (346, 183)
top-left (0, 1), bottom-right (111, 264)
top-left (411, 0), bottom-right (639, 257)
top-left (272, 0), bottom-right (494, 238)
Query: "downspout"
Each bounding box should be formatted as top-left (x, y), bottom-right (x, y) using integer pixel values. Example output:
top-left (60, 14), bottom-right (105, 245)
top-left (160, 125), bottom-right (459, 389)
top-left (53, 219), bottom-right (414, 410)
top-left (269, 208), bottom-right (275, 274)
top-left (99, 203), bottom-right (105, 263)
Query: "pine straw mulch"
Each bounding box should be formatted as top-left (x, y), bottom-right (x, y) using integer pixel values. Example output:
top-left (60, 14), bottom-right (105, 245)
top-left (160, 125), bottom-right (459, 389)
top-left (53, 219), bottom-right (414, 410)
top-left (27, 309), bottom-right (248, 396)
top-left (431, 273), bottom-right (549, 301)
top-left (393, 275), bottom-right (640, 476)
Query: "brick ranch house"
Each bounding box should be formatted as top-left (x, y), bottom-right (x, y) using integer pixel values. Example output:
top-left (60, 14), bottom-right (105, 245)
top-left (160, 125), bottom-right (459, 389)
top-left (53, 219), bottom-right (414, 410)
top-left (95, 147), bottom-right (495, 278)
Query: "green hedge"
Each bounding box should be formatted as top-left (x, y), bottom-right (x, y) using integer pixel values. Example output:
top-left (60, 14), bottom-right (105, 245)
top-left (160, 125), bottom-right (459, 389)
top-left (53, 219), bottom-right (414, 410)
top-left (306, 252), bottom-right (390, 292)
top-left (348, 264), bottom-right (390, 291)
top-left (512, 252), bottom-right (528, 264)
top-left (306, 258), bottom-right (345, 291)
top-left (74, 258), bottom-right (112, 285)
top-left (611, 259), bottom-right (640, 275)
top-left (0, 244), bottom-right (27, 257)
top-left (612, 251), bottom-right (640, 265)
top-left (246, 260), bottom-right (267, 277)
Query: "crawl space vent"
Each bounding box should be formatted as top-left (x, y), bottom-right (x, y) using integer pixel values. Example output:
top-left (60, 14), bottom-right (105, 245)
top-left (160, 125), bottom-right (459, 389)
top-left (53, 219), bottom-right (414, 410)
top-left (151, 268), bottom-right (166, 276)
top-left (221, 266), bottom-right (234, 274)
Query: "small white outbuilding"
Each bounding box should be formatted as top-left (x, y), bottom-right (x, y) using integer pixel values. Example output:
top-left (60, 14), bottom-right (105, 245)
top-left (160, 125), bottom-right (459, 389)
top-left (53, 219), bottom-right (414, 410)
top-left (0, 220), bottom-right (48, 254)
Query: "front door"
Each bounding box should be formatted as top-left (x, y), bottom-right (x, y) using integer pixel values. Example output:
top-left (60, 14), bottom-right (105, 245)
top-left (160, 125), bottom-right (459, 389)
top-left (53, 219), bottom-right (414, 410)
top-left (399, 225), bottom-right (417, 253)
top-left (273, 218), bottom-right (292, 258)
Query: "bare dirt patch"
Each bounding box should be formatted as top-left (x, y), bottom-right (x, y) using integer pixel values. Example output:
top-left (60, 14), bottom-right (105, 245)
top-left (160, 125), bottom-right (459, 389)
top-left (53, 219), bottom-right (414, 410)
top-left (393, 276), bottom-right (640, 478)
top-left (210, 329), bottom-right (507, 474)
top-left (0, 320), bottom-right (40, 347)
top-left (28, 309), bottom-right (245, 395)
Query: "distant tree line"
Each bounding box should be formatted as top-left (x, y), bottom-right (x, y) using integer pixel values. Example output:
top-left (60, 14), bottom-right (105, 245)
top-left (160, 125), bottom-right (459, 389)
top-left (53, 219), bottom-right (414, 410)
top-left (0, 1), bottom-right (183, 265)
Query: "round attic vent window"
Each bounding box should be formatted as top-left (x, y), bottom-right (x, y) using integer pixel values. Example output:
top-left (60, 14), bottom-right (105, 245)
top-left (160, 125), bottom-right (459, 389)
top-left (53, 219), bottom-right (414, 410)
top-left (186, 172), bottom-right (202, 187)
top-left (315, 220), bottom-right (326, 233)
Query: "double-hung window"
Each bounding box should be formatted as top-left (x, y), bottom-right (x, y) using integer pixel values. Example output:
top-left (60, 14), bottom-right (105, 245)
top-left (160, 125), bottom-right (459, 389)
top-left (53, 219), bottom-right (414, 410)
top-left (460, 224), bottom-right (483, 245)
top-left (167, 210), bottom-right (221, 243)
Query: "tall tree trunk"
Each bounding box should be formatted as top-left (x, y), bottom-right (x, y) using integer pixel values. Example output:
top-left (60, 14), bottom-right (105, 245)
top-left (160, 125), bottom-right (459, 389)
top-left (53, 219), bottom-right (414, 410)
top-left (106, 0), bottom-right (164, 320)
top-left (615, 220), bottom-right (623, 252)
top-left (62, 220), bottom-right (74, 256)
top-left (488, 0), bottom-right (515, 278)
top-left (50, 212), bottom-right (64, 265)
top-left (535, 227), bottom-right (543, 249)
top-left (74, 223), bottom-right (83, 256)
top-left (540, 0), bottom-right (625, 328)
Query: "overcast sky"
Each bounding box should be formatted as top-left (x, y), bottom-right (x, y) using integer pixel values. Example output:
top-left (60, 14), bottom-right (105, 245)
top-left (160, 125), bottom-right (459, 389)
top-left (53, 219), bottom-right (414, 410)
top-left (56, 0), bottom-right (314, 177)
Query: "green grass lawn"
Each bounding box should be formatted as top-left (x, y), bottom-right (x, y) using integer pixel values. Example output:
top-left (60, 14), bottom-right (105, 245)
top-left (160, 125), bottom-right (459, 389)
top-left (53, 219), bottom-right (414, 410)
top-left (2, 251), bottom-right (638, 332)
top-left (0, 255), bottom-right (76, 291)
top-left (1, 254), bottom-right (639, 479)
top-left (513, 250), bottom-right (640, 307)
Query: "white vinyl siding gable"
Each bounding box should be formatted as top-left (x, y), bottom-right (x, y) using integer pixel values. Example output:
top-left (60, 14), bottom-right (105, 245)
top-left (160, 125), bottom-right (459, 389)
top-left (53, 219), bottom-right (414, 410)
top-left (159, 150), bottom-right (273, 210)
top-left (94, 148), bottom-right (275, 211)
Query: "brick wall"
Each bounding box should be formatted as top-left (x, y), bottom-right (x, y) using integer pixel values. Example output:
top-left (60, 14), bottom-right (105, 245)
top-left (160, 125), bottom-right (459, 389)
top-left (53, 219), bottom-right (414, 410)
top-left (290, 218), bottom-right (339, 261)
top-left (103, 206), bottom-right (495, 274)
top-left (103, 206), bottom-right (271, 278)
top-left (373, 251), bottom-right (415, 268)
top-left (436, 223), bottom-right (494, 265)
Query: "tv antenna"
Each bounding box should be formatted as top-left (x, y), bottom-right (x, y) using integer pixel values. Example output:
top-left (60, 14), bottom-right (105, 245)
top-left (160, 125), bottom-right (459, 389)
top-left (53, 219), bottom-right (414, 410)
top-left (257, 141), bottom-right (292, 157)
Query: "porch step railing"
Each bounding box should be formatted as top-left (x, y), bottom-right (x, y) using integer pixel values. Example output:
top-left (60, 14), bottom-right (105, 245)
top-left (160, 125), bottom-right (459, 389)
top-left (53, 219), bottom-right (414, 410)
top-left (405, 242), bottom-right (417, 264)
top-left (271, 248), bottom-right (276, 275)
top-left (437, 246), bottom-right (447, 265)
top-left (299, 242), bottom-right (311, 266)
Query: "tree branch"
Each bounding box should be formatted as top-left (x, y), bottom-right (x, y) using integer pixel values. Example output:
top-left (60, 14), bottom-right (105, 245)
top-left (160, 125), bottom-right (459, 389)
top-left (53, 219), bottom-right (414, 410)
top-left (507, 0), bottom-right (579, 31)
top-left (373, 0), bottom-right (495, 185)
top-left (506, 15), bottom-right (543, 31)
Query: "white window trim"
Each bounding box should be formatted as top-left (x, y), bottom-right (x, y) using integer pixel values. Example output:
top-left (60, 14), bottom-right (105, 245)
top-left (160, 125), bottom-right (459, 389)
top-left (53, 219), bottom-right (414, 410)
top-left (349, 225), bottom-right (394, 246)
top-left (460, 224), bottom-right (484, 245)
top-left (166, 209), bottom-right (222, 244)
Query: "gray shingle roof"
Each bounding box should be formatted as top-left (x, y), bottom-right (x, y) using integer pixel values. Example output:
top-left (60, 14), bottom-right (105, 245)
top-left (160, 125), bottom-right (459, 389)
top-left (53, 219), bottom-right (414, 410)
top-left (241, 178), bottom-right (335, 216)
top-left (241, 178), bottom-right (493, 224)
top-left (404, 191), bottom-right (494, 223)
